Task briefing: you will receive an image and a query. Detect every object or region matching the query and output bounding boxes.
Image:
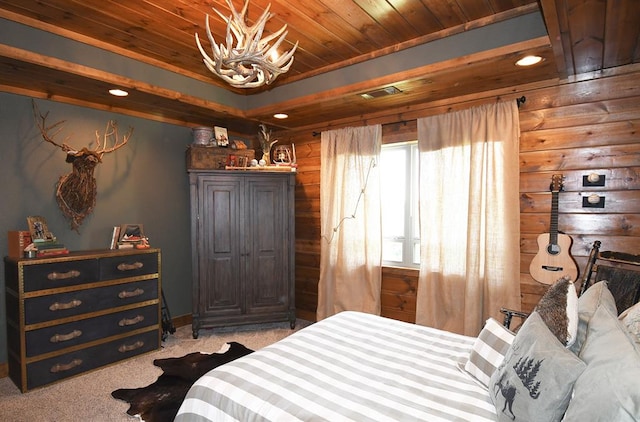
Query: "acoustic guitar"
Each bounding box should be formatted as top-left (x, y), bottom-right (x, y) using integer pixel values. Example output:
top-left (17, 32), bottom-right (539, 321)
top-left (529, 174), bottom-right (579, 284)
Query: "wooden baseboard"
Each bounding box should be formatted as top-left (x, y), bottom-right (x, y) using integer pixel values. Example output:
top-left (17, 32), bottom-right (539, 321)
top-left (172, 313), bottom-right (192, 328)
top-left (296, 309), bottom-right (316, 323)
top-left (0, 362), bottom-right (7, 378)
top-left (169, 312), bottom-right (316, 328)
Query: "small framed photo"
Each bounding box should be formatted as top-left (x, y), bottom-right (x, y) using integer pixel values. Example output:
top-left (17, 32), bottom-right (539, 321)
top-left (214, 126), bottom-right (229, 147)
top-left (27, 215), bottom-right (53, 241)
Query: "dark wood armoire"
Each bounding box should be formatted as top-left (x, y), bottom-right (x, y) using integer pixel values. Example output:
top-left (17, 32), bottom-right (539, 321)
top-left (188, 170), bottom-right (296, 338)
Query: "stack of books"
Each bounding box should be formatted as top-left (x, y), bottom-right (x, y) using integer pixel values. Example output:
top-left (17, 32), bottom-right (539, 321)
top-left (34, 237), bottom-right (69, 257)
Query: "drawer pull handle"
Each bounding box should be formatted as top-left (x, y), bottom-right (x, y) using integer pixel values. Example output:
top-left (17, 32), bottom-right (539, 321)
top-left (118, 288), bottom-right (144, 299)
top-left (119, 315), bottom-right (144, 326)
top-left (119, 340), bottom-right (144, 353)
top-left (50, 330), bottom-right (82, 343)
top-left (50, 359), bottom-right (82, 373)
top-left (47, 270), bottom-right (81, 280)
top-left (49, 299), bottom-right (82, 311)
top-left (117, 262), bottom-right (143, 271)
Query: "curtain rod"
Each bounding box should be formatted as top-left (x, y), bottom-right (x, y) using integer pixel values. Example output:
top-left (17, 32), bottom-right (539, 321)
top-left (311, 96), bottom-right (527, 136)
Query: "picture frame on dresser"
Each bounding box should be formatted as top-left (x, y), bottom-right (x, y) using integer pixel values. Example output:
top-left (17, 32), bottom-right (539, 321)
top-left (26, 215), bottom-right (52, 241)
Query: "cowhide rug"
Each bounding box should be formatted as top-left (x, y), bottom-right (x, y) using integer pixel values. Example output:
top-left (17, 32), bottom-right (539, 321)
top-left (112, 341), bottom-right (253, 422)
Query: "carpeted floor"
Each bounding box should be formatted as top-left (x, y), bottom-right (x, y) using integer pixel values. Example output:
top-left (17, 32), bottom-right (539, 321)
top-left (0, 320), bottom-right (310, 422)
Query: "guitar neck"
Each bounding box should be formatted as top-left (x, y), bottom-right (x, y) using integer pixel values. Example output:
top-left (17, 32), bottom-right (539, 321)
top-left (549, 191), bottom-right (559, 244)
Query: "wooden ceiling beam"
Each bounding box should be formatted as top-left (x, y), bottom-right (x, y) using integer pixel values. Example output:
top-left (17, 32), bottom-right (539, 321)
top-left (538, 0), bottom-right (569, 78)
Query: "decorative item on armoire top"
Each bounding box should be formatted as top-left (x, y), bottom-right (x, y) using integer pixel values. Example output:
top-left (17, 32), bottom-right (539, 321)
top-left (272, 143), bottom-right (298, 168)
top-left (214, 126), bottom-right (229, 147)
top-left (32, 101), bottom-right (133, 231)
top-left (192, 126), bottom-right (214, 146)
top-left (230, 139), bottom-right (247, 149)
top-left (258, 123), bottom-right (278, 165)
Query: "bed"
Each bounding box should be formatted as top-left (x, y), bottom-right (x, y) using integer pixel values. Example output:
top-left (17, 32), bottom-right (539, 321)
top-left (176, 253), bottom-right (640, 422)
top-left (175, 310), bottom-right (497, 421)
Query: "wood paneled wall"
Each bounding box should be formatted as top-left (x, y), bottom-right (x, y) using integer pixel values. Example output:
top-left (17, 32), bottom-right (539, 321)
top-left (288, 64), bottom-right (640, 323)
top-left (518, 67), bottom-right (640, 312)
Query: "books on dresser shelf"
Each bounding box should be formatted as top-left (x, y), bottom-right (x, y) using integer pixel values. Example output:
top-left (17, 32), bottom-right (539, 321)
top-left (32, 237), bottom-right (69, 257)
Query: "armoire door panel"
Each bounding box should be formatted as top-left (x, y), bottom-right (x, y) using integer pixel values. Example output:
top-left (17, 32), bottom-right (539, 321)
top-left (203, 257), bottom-right (241, 311)
top-left (251, 256), bottom-right (282, 304)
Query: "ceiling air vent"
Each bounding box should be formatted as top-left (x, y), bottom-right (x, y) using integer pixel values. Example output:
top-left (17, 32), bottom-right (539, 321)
top-left (360, 86), bottom-right (402, 99)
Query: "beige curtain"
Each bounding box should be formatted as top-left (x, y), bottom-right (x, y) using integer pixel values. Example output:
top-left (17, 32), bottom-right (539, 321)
top-left (317, 125), bottom-right (382, 321)
top-left (415, 101), bottom-right (521, 336)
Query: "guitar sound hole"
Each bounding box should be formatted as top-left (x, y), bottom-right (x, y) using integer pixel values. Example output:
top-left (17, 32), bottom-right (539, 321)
top-left (547, 244), bottom-right (561, 255)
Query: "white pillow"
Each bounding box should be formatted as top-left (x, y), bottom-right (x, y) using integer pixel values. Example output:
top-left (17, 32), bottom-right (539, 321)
top-left (464, 317), bottom-right (515, 387)
top-left (619, 301), bottom-right (640, 343)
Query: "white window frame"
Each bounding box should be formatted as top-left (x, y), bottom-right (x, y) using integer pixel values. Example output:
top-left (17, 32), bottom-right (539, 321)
top-left (380, 141), bottom-right (420, 269)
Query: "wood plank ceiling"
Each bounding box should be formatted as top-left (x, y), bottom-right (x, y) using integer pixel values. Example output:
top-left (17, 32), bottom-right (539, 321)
top-left (0, 0), bottom-right (638, 134)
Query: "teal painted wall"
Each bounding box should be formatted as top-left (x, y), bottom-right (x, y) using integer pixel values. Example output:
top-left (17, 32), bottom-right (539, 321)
top-left (0, 93), bottom-right (193, 364)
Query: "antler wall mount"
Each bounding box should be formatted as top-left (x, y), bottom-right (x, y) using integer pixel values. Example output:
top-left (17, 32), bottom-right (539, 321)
top-left (32, 101), bottom-right (133, 231)
top-left (195, 0), bottom-right (298, 88)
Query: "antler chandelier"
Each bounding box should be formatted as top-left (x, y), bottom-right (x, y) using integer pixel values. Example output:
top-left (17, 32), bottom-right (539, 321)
top-left (195, 0), bottom-right (298, 88)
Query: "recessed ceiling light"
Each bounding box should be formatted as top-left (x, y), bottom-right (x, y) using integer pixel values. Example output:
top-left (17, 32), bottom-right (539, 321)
top-left (109, 88), bottom-right (129, 97)
top-left (274, 113), bottom-right (288, 119)
top-left (516, 55), bottom-right (543, 66)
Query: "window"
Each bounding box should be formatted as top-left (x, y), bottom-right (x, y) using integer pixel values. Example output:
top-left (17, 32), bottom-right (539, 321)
top-left (380, 142), bottom-right (420, 268)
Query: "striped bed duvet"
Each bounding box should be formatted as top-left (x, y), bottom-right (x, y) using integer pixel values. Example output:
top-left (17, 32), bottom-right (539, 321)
top-left (175, 311), bottom-right (496, 421)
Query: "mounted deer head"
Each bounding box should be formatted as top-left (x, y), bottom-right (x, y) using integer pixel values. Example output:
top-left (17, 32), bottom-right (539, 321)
top-left (33, 101), bottom-right (133, 231)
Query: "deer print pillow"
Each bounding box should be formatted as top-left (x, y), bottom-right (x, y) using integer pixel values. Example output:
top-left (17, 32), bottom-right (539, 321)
top-left (488, 311), bottom-right (586, 422)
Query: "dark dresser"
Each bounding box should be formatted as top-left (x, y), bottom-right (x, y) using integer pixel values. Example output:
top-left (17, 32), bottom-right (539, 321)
top-left (4, 248), bottom-right (162, 392)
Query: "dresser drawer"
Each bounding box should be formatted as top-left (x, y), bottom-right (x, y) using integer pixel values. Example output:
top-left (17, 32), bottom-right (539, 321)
top-left (22, 259), bottom-right (99, 292)
top-left (24, 278), bottom-right (159, 325)
top-left (25, 304), bottom-right (159, 357)
top-left (25, 329), bottom-right (159, 390)
top-left (99, 252), bottom-right (158, 280)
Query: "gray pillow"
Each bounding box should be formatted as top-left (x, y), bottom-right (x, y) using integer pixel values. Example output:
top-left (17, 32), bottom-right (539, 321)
top-left (569, 280), bottom-right (617, 354)
top-left (489, 311), bottom-right (586, 422)
top-left (562, 303), bottom-right (640, 421)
